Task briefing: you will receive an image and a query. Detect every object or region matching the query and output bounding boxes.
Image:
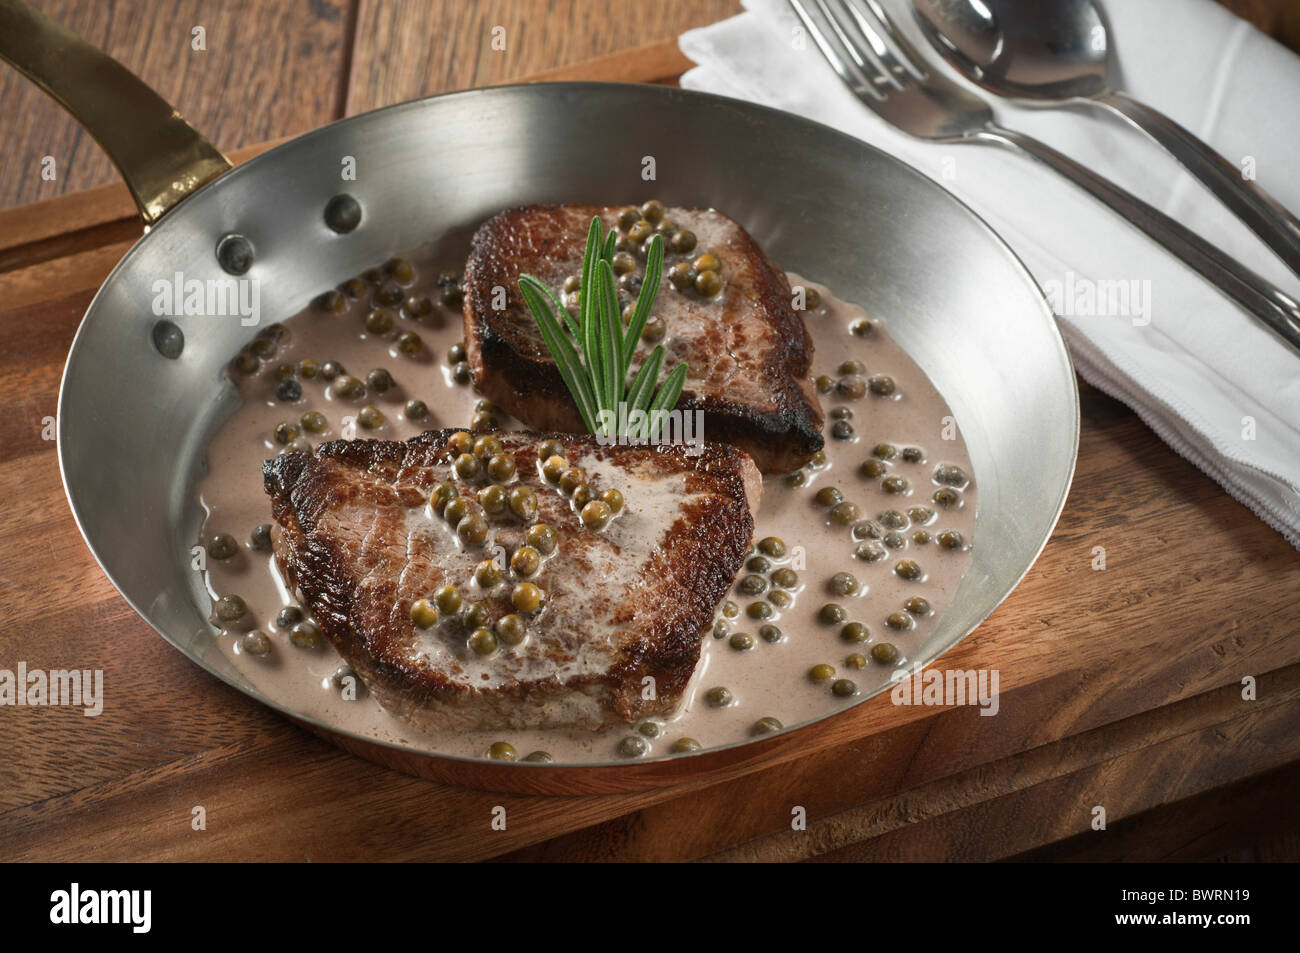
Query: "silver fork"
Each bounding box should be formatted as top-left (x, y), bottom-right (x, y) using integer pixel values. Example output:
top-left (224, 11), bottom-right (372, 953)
top-left (790, 0), bottom-right (1300, 353)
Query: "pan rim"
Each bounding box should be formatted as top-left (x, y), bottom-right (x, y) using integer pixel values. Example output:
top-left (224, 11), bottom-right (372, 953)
top-left (55, 80), bottom-right (1080, 778)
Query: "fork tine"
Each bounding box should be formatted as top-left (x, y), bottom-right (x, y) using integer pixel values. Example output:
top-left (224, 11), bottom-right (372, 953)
top-left (812, 0), bottom-right (900, 93)
top-left (826, 0), bottom-right (908, 91)
top-left (788, 0), bottom-right (885, 100)
top-left (848, 0), bottom-right (930, 83)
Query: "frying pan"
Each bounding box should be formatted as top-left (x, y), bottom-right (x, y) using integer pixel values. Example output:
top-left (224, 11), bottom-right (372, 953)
top-left (1, 0), bottom-right (1079, 794)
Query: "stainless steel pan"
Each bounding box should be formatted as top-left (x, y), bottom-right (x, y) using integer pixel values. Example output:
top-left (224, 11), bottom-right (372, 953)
top-left (2, 0), bottom-right (1078, 793)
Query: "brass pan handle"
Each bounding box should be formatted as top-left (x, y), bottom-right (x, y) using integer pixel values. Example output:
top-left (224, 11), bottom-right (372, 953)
top-left (0, 0), bottom-right (231, 225)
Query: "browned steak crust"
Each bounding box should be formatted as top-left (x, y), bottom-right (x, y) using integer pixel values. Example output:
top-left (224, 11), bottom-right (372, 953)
top-left (263, 431), bottom-right (760, 733)
top-left (463, 204), bottom-right (824, 474)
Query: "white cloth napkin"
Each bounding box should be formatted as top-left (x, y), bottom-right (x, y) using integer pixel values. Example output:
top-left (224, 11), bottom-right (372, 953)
top-left (680, 0), bottom-right (1300, 547)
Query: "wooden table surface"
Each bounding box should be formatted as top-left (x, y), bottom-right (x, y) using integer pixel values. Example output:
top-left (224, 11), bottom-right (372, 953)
top-left (1, 0), bottom-right (1299, 862)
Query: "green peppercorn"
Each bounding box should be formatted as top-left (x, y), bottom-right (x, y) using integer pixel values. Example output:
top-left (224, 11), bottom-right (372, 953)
top-left (474, 559), bottom-right (503, 588)
top-left (895, 560), bottom-right (923, 581)
top-left (840, 621), bottom-right (870, 643)
top-left (496, 613), bottom-right (527, 646)
top-left (477, 484), bottom-right (507, 515)
top-left (752, 716), bottom-right (783, 735)
top-left (457, 513), bottom-right (489, 545)
top-left (729, 632), bottom-right (755, 651)
top-left (430, 482), bottom-right (458, 513)
top-left (809, 664), bottom-right (835, 682)
top-left (771, 568), bottom-right (799, 589)
top-left (580, 500), bottom-right (612, 531)
top-left (814, 486), bottom-right (843, 507)
top-left (512, 582), bottom-right (544, 614)
top-left (758, 536), bottom-right (786, 558)
top-left (694, 270), bottom-right (722, 297)
top-left (905, 596), bottom-right (931, 615)
top-left (933, 487), bottom-right (962, 508)
top-left (831, 678), bottom-right (858, 698)
top-left (526, 523), bottom-right (557, 555)
top-left (819, 603), bottom-right (846, 625)
top-left (869, 375), bottom-right (897, 396)
top-left (364, 309), bottom-right (393, 334)
top-left (410, 599), bottom-right (439, 628)
top-left (274, 421), bottom-right (301, 445)
top-left (908, 506), bottom-right (934, 525)
top-left (396, 330), bottom-right (423, 355)
top-left (829, 571), bottom-right (859, 596)
top-left (509, 485), bottom-right (538, 521)
top-left (240, 630), bottom-right (272, 656)
top-left (486, 454), bottom-right (516, 482)
top-left (213, 594), bottom-right (248, 623)
top-left (434, 585), bottom-right (462, 614)
top-left (871, 642), bottom-right (901, 665)
top-left (487, 741), bottom-right (516, 760)
top-left (207, 534), bottom-right (238, 560)
top-left (510, 545), bottom-right (541, 577)
top-left (461, 600), bottom-right (492, 630)
top-left (468, 627), bottom-right (498, 656)
top-left (290, 620), bottom-right (322, 649)
top-left (829, 501), bottom-right (862, 525)
top-left (704, 686), bottom-right (733, 708)
top-left (249, 524), bottom-right (273, 552)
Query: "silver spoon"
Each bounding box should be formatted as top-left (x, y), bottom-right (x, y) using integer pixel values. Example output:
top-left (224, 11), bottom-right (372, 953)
top-left (912, 0), bottom-right (1300, 277)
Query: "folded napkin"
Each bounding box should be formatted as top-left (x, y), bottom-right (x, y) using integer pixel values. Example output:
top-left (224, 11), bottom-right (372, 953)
top-left (680, 0), bottom-right (1300, 547)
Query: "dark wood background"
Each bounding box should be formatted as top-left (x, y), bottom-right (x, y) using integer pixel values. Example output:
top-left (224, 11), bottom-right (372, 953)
top-left (2, 0), bottom-right (1297, 210)
top-left (1, 0), bottom-right (1298, 863)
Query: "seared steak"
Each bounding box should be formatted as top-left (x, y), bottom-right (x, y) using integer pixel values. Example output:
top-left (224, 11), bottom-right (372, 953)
top-left (263, 430), bottom-right (761, 733)
top-left (463, 204), bottom-right (824, 474)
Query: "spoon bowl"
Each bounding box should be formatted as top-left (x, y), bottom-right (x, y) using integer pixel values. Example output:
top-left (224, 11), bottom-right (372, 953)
top-left (914, 0), bottom-right (1109, 101)
top-left (911, 0), bottom-right (1300, 275)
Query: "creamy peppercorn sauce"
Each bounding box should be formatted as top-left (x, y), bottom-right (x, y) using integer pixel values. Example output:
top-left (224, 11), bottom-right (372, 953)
top-left (197, 254), bottom-right (977, 764)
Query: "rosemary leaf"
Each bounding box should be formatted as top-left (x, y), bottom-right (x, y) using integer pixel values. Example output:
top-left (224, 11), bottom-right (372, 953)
top-left (518, 276), bottom-right (599, 433)
top-left (625, 345), bottom-right (665, 437)
top-left (579, 217), bottom-right (602, 407)
top-left (644, 362), bottom-right (689, 441)
top-left (522, 273), bottom-right (580, 340)
top-left (597, 259), bottom-right (622, 432)
top-left (623, 234), bottom-right (664, 370)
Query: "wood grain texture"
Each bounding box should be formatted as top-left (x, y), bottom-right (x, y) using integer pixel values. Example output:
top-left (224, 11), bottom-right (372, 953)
top-left (0, 1), bottom-right (1299, 863)
top-left (0, 0), bottom-right (351, 209)
top-left (344, 0), bottom-right (739, 113)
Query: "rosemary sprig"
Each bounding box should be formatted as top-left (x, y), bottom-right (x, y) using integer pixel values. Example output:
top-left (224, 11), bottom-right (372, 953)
top-left (519, 215), bottom-right (687, 440)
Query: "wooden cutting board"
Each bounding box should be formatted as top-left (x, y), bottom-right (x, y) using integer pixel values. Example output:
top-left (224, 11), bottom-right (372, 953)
top-left (1, 41), bottom-right (1298, 863)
